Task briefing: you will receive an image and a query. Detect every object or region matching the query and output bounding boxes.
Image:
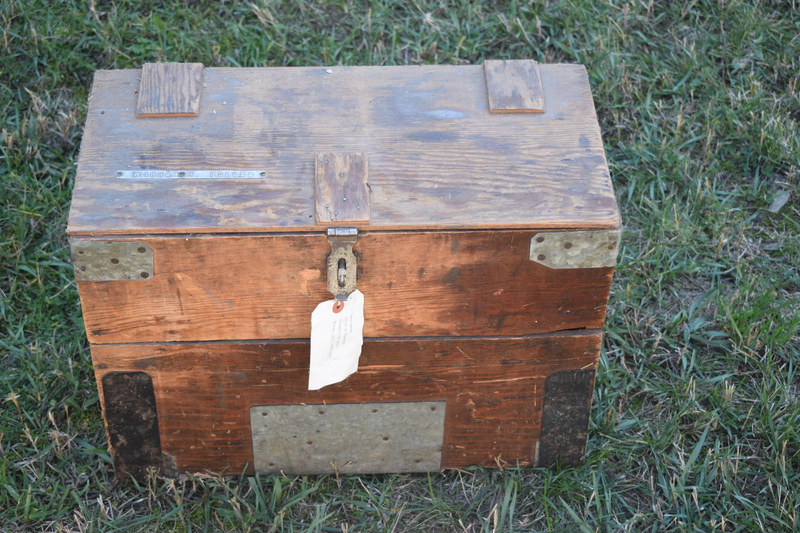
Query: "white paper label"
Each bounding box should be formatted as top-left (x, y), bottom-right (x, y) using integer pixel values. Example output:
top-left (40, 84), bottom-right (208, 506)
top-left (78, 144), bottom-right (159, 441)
top-left (308, 290), bottom-right (364, 391)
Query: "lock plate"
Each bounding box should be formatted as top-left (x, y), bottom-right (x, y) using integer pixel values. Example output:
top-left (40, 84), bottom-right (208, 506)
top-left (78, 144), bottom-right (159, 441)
top-left (327, 228), bottom-right (358, 300)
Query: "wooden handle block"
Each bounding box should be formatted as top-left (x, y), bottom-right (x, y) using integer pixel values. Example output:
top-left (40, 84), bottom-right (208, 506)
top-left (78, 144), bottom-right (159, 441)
top-left (484, 59), bottom-right (545, 114)
top-left (136, 62), bottom-right (203, 118)
top-left (315, 153), bottom-right (370, 224)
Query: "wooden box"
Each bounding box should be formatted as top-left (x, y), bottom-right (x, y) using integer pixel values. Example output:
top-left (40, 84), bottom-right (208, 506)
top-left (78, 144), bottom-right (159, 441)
top-left (68, 61), bottom-right (620, 478)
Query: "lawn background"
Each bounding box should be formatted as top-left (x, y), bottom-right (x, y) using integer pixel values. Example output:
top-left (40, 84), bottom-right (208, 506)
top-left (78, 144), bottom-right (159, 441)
top-left (1, 0), bottom-right (798, 531)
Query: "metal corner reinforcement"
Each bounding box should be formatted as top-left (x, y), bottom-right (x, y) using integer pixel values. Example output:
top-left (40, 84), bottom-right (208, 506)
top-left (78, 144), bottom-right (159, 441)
top-left (70, 240), bottom-right (154, 281)
top-left (530, 229), bottom-right (621, 269)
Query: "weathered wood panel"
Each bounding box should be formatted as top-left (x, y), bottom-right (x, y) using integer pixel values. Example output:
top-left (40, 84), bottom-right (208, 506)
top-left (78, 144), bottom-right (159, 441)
top-left (69, 64), bottom-right (618, 235)
top-left (484, 59), bottom-right (545, 113)
top-left (315, 153), bottom-right (370, 224)
top-left (91, 332), bottom-right (601, 474)
top-left (75, 230), bottom-right (615, 344)
top-left (135, 63), bottom-right (203, 117)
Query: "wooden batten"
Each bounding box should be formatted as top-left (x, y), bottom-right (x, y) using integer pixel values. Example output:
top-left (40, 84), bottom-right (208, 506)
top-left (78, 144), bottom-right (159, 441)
top-left (484, 59), bottom-right (545, 113)
top-left (136, 62), bottom-right (203, 118)
top-left (315, 153), bottom-right (370, 224)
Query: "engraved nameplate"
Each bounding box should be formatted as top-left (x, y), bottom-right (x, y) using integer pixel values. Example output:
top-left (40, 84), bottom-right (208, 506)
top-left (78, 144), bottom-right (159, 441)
top-left (116, 170), bottom-right (267, 179)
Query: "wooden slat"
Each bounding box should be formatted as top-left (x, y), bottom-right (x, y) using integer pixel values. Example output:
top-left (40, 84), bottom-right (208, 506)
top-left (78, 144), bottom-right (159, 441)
top-left (136, 63), bottom-right (203, 118)
top-left (484, 59), bottom-right (545, 113)
top-left (68, 64), bottom-right (618, 235)
top-left (91, 332), bottom-right (601, 473)
top-left (315, 153), bottom-right (370, 224)
top-left (74, 231), bottom-right (615, 344)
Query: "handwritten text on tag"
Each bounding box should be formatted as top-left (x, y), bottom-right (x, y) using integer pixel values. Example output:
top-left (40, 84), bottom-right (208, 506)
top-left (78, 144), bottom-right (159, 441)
top-left (308, 290), bottom-right (364, 390)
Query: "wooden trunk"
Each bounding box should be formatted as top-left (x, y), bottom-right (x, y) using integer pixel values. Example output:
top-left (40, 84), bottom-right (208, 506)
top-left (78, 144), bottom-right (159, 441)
top-left (68, 61), bottom-right (620, 478)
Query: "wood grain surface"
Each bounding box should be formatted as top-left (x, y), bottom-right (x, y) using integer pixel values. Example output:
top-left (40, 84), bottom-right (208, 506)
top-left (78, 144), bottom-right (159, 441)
top-left (314, 153), bottom-right (370, 224)
top-left (135, 63), bottom-right (203, 117)
top-left (74, 230), bottom-right (615, 344)
top-left (68, 64), bottom-right (619, 235)
top-left (91, 332), bottom-right (601, 473)
top-left (484, 59), bottom-right (545, 113)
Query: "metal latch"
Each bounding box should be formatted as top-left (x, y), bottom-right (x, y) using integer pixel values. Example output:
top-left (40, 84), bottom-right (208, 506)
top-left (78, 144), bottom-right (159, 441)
top-left (326, 228), bottom-right (358, 300)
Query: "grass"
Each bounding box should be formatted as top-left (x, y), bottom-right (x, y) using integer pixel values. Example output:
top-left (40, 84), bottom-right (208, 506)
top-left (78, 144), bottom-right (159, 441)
top-left (1, 0), bottom-right (798, 530)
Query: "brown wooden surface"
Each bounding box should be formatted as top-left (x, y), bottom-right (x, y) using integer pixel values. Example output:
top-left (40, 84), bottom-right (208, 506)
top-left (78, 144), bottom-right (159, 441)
top-left (74, 230), bottom-right (615, 344)
top-left (136, 63), bottom-right (203, 117)
top-left (91, 332), bottom-right (601, 473)
top-left (484, 60), bottom-right (545, 113)
top-left (69, 64), bottom-right (618, 235)
top-left (314, 153), bottom-right (370, 224)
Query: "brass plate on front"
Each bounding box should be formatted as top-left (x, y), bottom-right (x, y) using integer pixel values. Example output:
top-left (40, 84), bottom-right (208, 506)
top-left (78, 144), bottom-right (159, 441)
top-left (529, 229), bottom-right (621, 269)
top-left (71, 240), bottom-right (154, 281)
top-left (250, 401), bottom-right (446, 474)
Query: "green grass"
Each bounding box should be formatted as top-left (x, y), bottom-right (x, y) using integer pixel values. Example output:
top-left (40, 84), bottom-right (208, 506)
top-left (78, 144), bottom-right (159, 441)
top-left (1, 0), bottom-right (798, 530)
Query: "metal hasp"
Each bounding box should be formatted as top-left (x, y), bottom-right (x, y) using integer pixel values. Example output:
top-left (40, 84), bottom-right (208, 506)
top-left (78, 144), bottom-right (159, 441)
top-left (250, 401), bottom-right (446, 474)
top-left (530, 229), bottom-right (621, 269)
top-left (70, 240), bottom-right (154, 281)
top-left (327, 228), bottom-right (358, 300)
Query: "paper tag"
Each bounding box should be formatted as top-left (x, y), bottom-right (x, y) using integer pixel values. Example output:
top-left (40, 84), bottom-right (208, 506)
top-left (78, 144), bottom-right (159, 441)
top-left (308, 290), bottom-right (364, 390)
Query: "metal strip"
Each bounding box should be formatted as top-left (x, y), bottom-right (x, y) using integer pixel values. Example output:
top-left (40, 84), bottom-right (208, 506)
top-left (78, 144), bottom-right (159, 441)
top-left (71, 240), bottom-right (154, 281)
top-left (116, 170), bottom-right (267, 179)
top-left (530, 229), bottom-right (621, 269)
top-left (250, 401), bottom-right (446, 474)
top-left (538, 369), bottom-right (595, 466)
top-left (101, 372), bottom-right (162, 479)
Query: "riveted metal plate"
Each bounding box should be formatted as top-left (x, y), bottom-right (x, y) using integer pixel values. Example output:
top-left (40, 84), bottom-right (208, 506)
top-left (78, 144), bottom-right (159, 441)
top-left (71, 240), bottom-right (154, 281)
top-left (116, 169), bottom-right (267, 179)
top-left (250, 401), bottom-right (446, 474)
top-left (530, 229), bottom-right (621, 269)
